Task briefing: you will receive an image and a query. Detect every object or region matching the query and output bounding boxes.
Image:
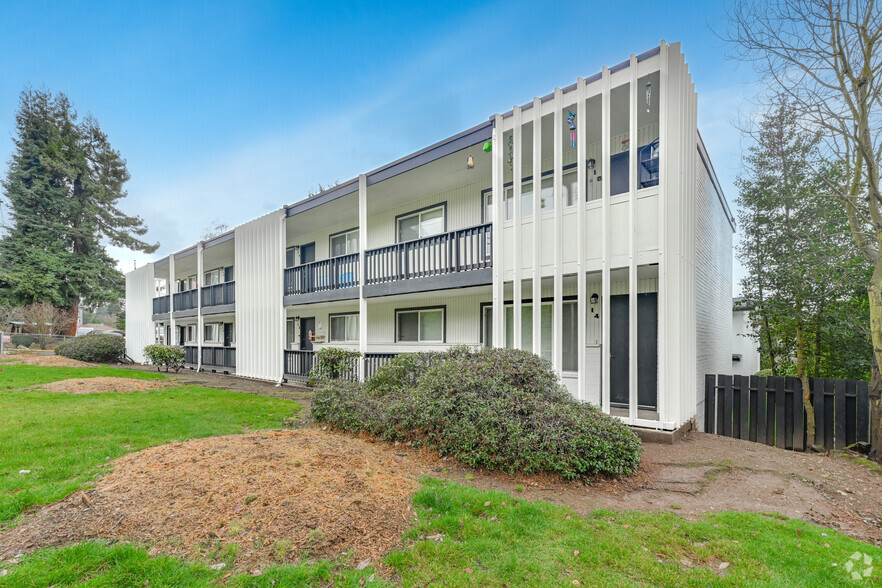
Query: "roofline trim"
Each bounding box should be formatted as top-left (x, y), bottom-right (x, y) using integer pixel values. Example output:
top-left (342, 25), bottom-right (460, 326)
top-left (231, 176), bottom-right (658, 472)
top-left (697, 130), bottom-right (735, 232)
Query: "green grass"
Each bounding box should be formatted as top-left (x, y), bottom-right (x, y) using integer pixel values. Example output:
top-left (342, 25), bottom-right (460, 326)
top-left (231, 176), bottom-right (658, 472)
top-left (2, 479), bottom-right (880, 586)
top-left (0, 364), bottom-right (300, 522)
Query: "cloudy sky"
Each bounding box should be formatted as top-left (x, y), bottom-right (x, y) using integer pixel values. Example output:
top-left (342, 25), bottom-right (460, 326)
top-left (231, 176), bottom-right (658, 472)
top-left (0, 0), bottom-right (757, 290)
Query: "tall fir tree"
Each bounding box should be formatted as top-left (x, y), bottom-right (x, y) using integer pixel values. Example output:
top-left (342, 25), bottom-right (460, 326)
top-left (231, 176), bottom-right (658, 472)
top-left (0, 88), bottom-right (158, 329)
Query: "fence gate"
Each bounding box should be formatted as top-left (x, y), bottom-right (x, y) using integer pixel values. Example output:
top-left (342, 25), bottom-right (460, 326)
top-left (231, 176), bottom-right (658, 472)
top-left (704, 374), bottom-right (871, 451)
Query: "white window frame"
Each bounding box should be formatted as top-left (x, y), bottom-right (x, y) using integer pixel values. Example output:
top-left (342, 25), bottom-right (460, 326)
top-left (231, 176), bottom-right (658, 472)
top-left (204, 267), bottom-right (223, 286)
top-left (396, 307), bottom-right (445, 343)
top-left (203, 322), bottom-right (222, 344)
top-left (396, 204), bottom-right (446, 242)
top-left (329, 313), bottom-right (359, 343)
top-left (330, 229), bottom-right (359, 258)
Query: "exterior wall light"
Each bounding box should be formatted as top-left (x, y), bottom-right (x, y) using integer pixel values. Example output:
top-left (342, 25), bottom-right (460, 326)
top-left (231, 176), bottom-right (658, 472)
top-left (590, 293), bottom-right (599, 304)
top-left (467, 155), bottom-right (474, 169)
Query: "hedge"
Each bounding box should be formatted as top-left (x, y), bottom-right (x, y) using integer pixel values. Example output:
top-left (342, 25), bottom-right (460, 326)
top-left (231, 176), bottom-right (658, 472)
top-left (55, 334), bottom-right (125, 363)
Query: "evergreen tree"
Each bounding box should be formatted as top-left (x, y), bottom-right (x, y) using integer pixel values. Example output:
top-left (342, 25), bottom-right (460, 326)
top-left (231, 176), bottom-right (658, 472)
top-left (737, 99), bottom-right (872, 441)
top-left (0, 88), bottom-right (157, 328)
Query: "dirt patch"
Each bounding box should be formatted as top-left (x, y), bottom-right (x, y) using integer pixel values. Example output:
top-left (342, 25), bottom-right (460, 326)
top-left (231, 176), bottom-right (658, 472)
top-left (0, 429), bottom-right (430, 569)
top-left (1, 353), bottom-right (94, 368)
top-left (436, 431), bottom-right (882, 546)
top-left (35, 377), bottom-right (172, 394)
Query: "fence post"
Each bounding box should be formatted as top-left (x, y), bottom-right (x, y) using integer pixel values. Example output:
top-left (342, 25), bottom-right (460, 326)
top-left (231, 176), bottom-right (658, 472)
top-left (756, 375), bottom-right (767, 445)
top-left (704, 374), bottom-right (716, 434)
top-left (793, 377), bottom-right (805, 451)
top-left (0, 331), bottom-right (4, 356)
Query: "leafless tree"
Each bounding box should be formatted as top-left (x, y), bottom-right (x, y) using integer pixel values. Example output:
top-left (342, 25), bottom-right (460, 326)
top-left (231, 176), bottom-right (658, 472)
top-left (728, 0), bottom-right (882, 458)
top-left (0, 305), bottom-right (23, 332)
top-left (22, 302), bottom-right (76, 348)
top-left (200, 220), bottom-right (230, 241)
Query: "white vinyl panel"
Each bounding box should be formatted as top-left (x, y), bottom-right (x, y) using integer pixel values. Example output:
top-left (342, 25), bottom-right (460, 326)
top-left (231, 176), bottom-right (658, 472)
top-left (366, 293), bottom-right (490, 348)
top-left (125, 263), bottom-right (155, 364)
top-left (365, 178), bottom-right (486, 249)
top-left (235, 210), bottom-right (284, 380)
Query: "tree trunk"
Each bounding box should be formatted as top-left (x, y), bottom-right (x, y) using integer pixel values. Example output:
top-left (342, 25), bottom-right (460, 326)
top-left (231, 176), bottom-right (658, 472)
top-left (813, 311), bottom-right (822, 378)
top-left (796, 318), bottom-right (815, 447)
top-left (867, 262), bottom-right (882, 462)
top-left (66, 303), bottom-right (79, 337)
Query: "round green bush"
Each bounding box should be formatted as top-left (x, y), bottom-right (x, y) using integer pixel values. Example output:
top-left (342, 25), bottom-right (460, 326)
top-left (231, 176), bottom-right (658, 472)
top-left (312, 347), bottom-right (642, 478)
top-left (55, 334), bottom-right (125, 363)
top-left (9, 334), bottom-right (34, 348)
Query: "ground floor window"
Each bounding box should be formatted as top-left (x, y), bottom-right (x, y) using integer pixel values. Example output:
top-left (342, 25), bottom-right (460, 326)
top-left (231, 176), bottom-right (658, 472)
top-left (204, 322), bottom-right (221, 344)
top-left (330, 313), bottom-right (359, 342)
top-left (396, 307), bottom-right (444, 342)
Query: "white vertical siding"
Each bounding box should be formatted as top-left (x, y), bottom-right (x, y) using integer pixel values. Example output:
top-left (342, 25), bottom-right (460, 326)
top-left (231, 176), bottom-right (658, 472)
top-left (732, 309), bottom-right (760, 376)
top-left (235, 210), bottom-right (285, 380)
top-left (125, 263), bottom-right (154, 364)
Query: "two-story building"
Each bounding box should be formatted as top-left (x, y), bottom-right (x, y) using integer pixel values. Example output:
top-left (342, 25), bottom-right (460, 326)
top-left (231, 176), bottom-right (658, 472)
top-left (126, 41), bottom-right (735, 433)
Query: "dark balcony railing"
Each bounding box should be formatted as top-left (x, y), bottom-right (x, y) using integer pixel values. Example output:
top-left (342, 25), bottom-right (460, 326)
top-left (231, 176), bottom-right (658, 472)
top-left (284, 349), bottom-right (314, 378)
top-left (364, 352), bottom-right (399, 379)
top-left (365, 223), bottom-right (491, 285)
top-left (283, 350), bottom-right (400, 381)
top-left (202, 346), bottom-right (235, 369)
top-left (152, 295), bottom-right (170, 315)
top-left (202, 281), bottom-right (235, 307)
top-left (284, 253), bottom-right (359, 296)
top-left (184, 345), bottom-right (198, 364)
top-left (173, 289), bottom-right (198, 312)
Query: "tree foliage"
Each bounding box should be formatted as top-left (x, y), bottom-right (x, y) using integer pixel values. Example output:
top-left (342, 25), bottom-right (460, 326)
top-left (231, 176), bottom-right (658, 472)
top-left (729, 0), bottom-right (882, 459)
top-left (0, 88), bottom-right (158, 316)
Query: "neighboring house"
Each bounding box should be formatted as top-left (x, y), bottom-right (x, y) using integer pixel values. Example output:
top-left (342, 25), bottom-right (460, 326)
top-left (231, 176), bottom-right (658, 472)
top-left (732, 298), bottom-right (761, 376)
top-left (126, 42), bottom-right (735, 433)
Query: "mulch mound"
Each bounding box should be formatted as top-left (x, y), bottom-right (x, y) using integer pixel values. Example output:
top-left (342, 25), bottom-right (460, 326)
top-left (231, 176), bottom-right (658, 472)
top-left (0, 430), bottom-right (428, 569)
top-left (36, 377), bottom-right (171, 394)
top-left (2, 353), bottom-right (94, 368)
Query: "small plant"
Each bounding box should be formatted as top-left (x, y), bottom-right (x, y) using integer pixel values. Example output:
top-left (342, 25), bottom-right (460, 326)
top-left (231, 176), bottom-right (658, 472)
top-left (272, 538), bottom-right (292, 562)
top-left (227, 519), bottom-right (245, 536)
top-left (514, 485), bottom-right (524, 492)
top-left (143, 344), bottom-right (185, 372)
top-left (465, 472), bottom-right (475, 481)
top-left (309, 347), bottom-right (362, 383)
top-left (56, 334), bottom-right (125, 363)
top-left (244, 494), bottom-right (258, 505)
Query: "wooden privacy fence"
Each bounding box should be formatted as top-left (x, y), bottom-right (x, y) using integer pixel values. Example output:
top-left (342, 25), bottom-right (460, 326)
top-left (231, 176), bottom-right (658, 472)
top-left (704, 374), bottom-right (871, 451)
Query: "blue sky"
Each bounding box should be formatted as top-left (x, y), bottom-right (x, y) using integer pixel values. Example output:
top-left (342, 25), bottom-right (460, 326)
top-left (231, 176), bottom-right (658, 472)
top-left (0, 0), bottom-right (756, 289)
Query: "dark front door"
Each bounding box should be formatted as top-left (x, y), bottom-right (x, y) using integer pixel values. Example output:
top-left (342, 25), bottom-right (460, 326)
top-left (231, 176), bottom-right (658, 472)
top-left (178, 326), bottom-right (185, 346)
top-left (299, 317), bottom-right (315, 351)
top-left (223, 323), bottom-right (233, 347)
top-left (609, 293), bottom-right (659, 411)
top-left (300, 243), bottom-right (316, 264)
top-left (637, 293), bottom-right (658, 410)
top-left (609, 295), bottom-right (629, 407)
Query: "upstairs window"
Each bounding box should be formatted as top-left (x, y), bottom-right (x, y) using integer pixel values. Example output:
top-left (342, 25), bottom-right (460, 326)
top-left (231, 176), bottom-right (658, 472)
top-left (204, 267), bottom-right (223, 286)
top-left (330, 229), bottom-right (358, 257)
top-left (397, 205), bottom-right (445, 242)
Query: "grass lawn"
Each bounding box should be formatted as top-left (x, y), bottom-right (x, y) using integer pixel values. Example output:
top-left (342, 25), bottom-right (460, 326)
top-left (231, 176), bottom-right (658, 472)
top-left (0, 363), bottom-right (300, 522)
top-left (2, 479), bottom-right (881, 587)
top-left (1, 364), bottom-right (880, 586)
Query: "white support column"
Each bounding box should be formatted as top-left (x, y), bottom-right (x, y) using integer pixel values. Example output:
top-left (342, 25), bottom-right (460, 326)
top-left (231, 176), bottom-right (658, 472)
top-left (600, 66), bottom-right (612, 414)
top-left (358, 173), bottom-right (368, 378)
top-left (657, 40), bottom-right (668, 425)
top-left (512, 106), bottom-right (523, 350)
top-left (278, 213), bottom-right (287, 384)
top-left (552, 88), bottom-right (563, 375)
top-left (628, 54), bottom-right (639, 423)
top-left (491, 115), bottom-right (504, 348)
top-left (169, 254), bottom-right (176, 346)
top-left (576, 77), bottom-right (587, 401)
top-left (196, 243), bottom-right (204, 372)
top-left (531, 98), bottom-right (542, 357)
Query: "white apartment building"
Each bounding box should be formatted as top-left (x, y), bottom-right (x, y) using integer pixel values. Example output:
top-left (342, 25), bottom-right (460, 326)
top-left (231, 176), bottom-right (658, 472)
top-left (126, 41), bottom-right (735, 432)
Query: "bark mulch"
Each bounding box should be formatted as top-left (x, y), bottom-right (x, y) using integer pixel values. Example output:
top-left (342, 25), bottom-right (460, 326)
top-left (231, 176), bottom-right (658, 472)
top-left (1, 354), bottom-right (93, 368)
top-left (0, 429), bottom-right (432, 570)
top-left (35, 377), bottom-right (173, 394)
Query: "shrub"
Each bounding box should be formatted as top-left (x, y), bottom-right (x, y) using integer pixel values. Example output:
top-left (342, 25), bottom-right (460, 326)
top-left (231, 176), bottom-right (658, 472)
top-left (312, 347), bottom-right (642, 478)
top-left (56, 334), bottom-right (125, 363)
top-left (309, 347), bottom-right (362, 384)
top-left (9, 334), bottom-right (34, 348)
top-left (143, 344), bottom-right (186, 372)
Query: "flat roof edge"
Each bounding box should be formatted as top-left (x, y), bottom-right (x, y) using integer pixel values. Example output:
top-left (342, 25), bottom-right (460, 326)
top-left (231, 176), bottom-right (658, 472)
top-left (697, 130), bottom-right (735, 232)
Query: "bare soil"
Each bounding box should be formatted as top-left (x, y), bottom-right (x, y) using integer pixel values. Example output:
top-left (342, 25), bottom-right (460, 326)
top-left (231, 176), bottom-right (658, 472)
top-left (35, 377), bottom-right (173, 394)
top-left (1, 354), bottom-right (93, 368)
top-left (0, 430), bottom-right (427, 569)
